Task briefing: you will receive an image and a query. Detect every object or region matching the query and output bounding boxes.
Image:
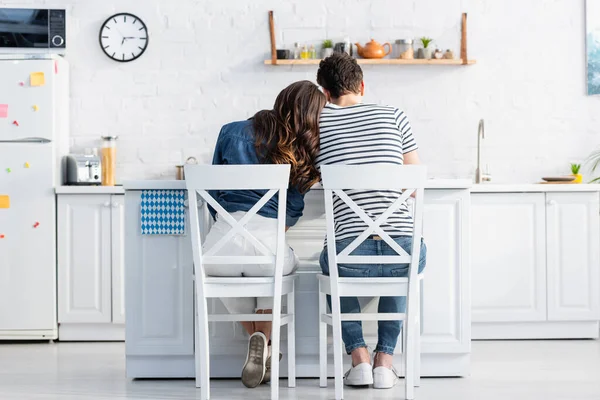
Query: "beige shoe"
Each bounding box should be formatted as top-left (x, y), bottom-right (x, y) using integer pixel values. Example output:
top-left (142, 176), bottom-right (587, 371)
top-left (262, 345), bottom-right (283, 384)
top-left (241, 332), bottom-right (268, 388)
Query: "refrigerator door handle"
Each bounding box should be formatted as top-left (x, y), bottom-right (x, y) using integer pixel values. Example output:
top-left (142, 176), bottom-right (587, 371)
top-left (0, 137), bottom-right (52, 144)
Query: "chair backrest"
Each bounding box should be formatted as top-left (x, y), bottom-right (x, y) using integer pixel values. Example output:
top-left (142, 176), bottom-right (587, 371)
top-left (184, 164), bottom-right (290, 283)
top-left (321, 165), bottom-right (427, 284)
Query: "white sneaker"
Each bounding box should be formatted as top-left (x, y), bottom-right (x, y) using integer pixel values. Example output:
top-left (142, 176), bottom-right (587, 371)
top-left (373, 366), bottom-right (399, 389)
top-left (343, 362), bottom-right (373, 386)
top-left (241, 332), bottom-right (268, 388)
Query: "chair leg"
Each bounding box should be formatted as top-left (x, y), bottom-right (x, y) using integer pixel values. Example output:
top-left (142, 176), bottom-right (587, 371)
top-left (271, 296), bottom-right (282, 400)
top-left (415, 282), bottom-right (421, 388)
top-left (287, 290), bottom-right (296, 388)
top-left (318, 290), bottom-right (328, 388)
top-left (195, 290), bottom-right (211, 400)
top-left (405, 291), bottom-right (416, 400)
top-left (331, 294), bottom-right (344, 400)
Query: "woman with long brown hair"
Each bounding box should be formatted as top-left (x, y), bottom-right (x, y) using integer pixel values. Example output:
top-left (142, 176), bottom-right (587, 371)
top-left (203, 80), bottom-right (326, 388)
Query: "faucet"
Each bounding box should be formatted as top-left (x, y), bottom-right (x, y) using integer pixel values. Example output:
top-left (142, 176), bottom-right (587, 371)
top-left (475, 119), bottom-right (492, 183)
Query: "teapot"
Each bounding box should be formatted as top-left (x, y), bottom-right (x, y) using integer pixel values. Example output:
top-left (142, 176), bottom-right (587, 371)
top-left (355, 39), bottom-right (391, 59)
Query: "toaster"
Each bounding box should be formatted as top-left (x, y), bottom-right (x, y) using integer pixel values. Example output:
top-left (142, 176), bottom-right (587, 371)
top-left (65, 154), bottom-right (102, 185)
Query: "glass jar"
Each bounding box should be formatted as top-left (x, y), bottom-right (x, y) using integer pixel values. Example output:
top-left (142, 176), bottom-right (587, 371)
top-left (100, 136), bottom-right (118, 186)
top-left (395, 39), bottom-right (414, 59)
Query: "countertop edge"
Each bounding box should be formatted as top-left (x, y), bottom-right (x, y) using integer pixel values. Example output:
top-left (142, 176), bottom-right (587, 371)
top-left (55, 186), bottom-right (125, 194)
top-left (471, 184), bottom-right (600, 193)
top-left (123, 179), bottom-right (473, 191)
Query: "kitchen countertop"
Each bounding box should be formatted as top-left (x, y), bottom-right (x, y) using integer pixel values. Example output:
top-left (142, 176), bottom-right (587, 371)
top-left (55, 186), bottom-right (125, 194)
top-left (123, 179), bottom-right (473, 191)
top-left (471, 183), bottom-right (600, 193)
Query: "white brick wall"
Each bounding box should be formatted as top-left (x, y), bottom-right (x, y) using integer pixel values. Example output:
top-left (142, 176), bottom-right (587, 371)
top-left (2, 0), bottom-right (599, 182)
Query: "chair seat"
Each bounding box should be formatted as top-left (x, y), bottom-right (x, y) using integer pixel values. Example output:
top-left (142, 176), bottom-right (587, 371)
top-left (317, 273), bottom-right (423, 297)
top-left (203, 274), bottom-right (298, 298)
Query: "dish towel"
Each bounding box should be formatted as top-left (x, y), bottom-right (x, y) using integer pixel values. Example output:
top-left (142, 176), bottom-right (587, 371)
top-left (140, 190), bottom-right (186, 235)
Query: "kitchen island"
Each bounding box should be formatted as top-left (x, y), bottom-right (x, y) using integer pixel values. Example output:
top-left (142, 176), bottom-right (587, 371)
top-left (124, 180), bottom-right (471, 378)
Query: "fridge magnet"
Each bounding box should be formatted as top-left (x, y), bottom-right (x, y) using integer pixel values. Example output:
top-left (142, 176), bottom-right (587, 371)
top-left (6, 168), bottom-right (11, 173)
top-left (18, 81), bottom-right (24, 86)
top-left (0, 234), bottom-right (4, 239)
top-left (33, 222), bottom-right (40, 228)
top-left (24, 162), bottom-right (30, 168)
top-left (0, 104), bottom-right (8, 118)
top-left (32, 105), bottom-right (39, 112)
top-left (0, 195), bottom-right (10, 209)
top-left (12, 120), bottom-right (19, 127)
top-left (30, 72), bottom-right (45, 87)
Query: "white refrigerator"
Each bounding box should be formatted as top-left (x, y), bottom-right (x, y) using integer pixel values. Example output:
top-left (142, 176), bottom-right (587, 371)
top-left (0, 55), bottom-right (69, 340)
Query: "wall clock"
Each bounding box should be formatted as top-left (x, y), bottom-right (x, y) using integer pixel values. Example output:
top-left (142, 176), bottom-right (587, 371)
top-left (99, 13), bottom-right (148, 62)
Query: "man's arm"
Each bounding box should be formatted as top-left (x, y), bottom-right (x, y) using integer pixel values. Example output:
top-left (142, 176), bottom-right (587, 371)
top-left (403, 150), bottom-right (420, 165)
top-left (404, 150), bottom-right (421, 197)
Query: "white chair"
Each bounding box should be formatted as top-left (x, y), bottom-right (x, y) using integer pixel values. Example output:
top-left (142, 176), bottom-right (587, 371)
top-left (185, 164), bottom-right (298, 400)
top-left (317, 164), bottom-right (427, 400)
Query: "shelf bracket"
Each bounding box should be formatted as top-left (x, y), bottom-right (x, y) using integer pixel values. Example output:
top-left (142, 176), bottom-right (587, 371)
top-left (268, 11), bottom-right (277, 65)
top-left (461, 12), bottom-right (468, 65)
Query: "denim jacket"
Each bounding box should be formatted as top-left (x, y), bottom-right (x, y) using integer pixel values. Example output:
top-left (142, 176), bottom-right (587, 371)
top-left (208, 120), bottom-right (305, 227)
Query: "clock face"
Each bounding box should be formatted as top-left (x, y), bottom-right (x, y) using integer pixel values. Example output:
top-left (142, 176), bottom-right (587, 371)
top-left (99, 13), bottom-right (148, 62)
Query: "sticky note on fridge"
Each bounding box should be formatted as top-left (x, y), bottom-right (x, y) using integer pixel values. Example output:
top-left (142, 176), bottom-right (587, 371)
top-left (0, 195), bottom-right (10, 209)
top-left (0, 104), bottom-right (7, 118)
top-left (30, 72), bottom-right (45, 87)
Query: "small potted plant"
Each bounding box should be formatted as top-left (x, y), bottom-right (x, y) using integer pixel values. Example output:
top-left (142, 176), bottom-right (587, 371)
top-left (322, 39), bottom-right (334, 58)
top-left (571, 163), bottom-right (582, 183)
top-left (420, 37), bottom-right (434, 59)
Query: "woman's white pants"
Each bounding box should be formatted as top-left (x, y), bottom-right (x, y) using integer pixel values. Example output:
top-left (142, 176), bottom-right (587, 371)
top-left (202, 211), bottom-right (299, 313)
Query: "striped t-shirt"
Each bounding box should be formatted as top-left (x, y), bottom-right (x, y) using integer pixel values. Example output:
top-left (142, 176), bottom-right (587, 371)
top-left (316, 103), bottom-right (418, 241)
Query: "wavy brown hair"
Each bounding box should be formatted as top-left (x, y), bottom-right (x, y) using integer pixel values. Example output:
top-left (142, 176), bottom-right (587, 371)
top-left (253, 80), bottom-right (326, 193)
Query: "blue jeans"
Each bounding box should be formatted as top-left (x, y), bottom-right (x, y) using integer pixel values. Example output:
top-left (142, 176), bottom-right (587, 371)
top-left (319, 237), bottom-right (427, 355)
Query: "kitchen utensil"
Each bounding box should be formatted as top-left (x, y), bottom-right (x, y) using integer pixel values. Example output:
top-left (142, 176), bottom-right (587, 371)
top-left (65, 154), bottom-right (102, 185)
top-left (395, 39), bottom-right (414, 59)
top-left (100, 136), bottom-right (118, 186)
top-left (541, 176), bottom-right (576, 182)
top-left (354, 39), bottom-right (391, 59)
top-left (176, 156), bottom-right (199, 180)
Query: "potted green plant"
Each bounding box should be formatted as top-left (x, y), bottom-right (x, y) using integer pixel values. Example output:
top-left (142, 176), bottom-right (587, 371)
top-left (322, 39), bottom-right (334, 58)
top-left (420, 37), bottom-right (434, 59)
top-left (571, 163), bottom-right (582, 183)
top-left (587, 149), bottom-right (600, 183)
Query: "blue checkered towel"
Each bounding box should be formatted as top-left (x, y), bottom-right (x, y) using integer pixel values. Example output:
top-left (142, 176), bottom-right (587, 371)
top-left (140, 190), bottom-right (186, 235)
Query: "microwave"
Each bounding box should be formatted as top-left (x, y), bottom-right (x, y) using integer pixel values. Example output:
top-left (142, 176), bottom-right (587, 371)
top-left (0, 8), bottom-right (66, 49)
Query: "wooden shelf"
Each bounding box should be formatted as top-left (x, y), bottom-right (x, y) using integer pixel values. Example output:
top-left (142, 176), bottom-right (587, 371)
top-left (264, 59), bottom-right (476, 66)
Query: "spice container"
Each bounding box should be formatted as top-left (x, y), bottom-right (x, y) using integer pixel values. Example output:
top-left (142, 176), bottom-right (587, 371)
top-left (301, 45), bottom-right (309, 59)
top-left (175, 156), bottom-right (198, 180)
top-left (395, 39), bottom-right (414, 59)
top-left (309, 45), bottom-right (317, 59)
top-left (100, 136), bottom-right (118, 186)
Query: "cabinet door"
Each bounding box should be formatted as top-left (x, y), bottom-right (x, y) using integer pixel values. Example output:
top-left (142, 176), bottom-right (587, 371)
top-left (471, 193), bottom-right (547, 322)
top-left (111, 195), bottom-right (126, 324)
top-left (125, 191), bottom-right (194, 356)
top-left (546, 192), bottom-right (600, 321)
top-left (58, 195), bottom-right (112, 323)
top-left (419, 190), bottom-right (471, 353)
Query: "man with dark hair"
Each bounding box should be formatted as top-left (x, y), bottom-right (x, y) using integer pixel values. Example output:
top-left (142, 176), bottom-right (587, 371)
top-left (316, 53), bottom-right (427, 390)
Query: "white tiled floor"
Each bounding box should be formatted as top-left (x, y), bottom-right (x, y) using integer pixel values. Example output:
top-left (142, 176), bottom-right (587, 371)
top-left (0, 340), bottom-right (599, 400)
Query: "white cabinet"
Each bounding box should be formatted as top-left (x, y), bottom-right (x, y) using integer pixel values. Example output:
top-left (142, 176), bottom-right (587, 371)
top-left (472, 191), bottom-right (600, 339)
top-left (546, 193), bottom-right (600, 321)
top-left (125, 191), bottom-right (195, 358)
top-left (471, 193), bottom-right (547, 322)
top-left (57, 194), bottom-right (125, 340)
top-left (420, 190), bottom-right (471, 354)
